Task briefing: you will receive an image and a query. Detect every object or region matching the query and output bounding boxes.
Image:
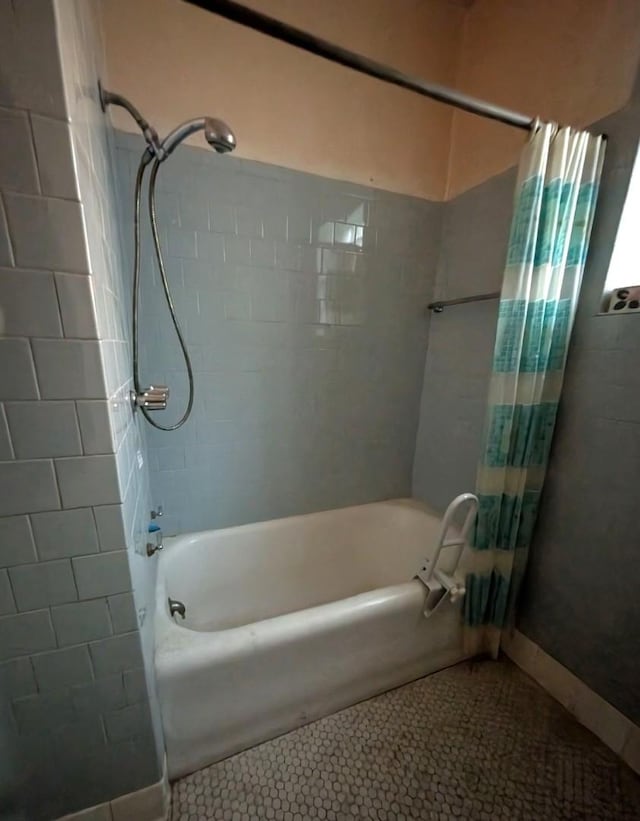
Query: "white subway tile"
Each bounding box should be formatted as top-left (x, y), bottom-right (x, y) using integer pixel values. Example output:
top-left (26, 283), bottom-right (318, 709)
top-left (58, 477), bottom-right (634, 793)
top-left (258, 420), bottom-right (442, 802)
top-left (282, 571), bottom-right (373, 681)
top-left (103, 701), bottom-right (149, 743)
top-left (32, 338), bottom-right (106, 399)
top-left (9, 559), bottom-right (78, 611)
top-left (0, 0), bottom-right (66, 117)
top-left (31, 115), bottom-right (79, 200)
top-left (31, 646), bottom-right (93, 691)
top-left (55, 273), bottom-right (98, 338)
top-left (0, 107), bottom-right (39, 194)
top-left (0, 570), bottom-right (16, 616)
top-left (76, 400), bottom-right (116, 454)
top-left (93, 505), bottom-right (127, 551)
top-left (0, 516), bottom-right (37, 566)
top-left (107, 391), bottom-right (132, 451)
top-left (99, 340), bottom-right (126, 398)
top-left (0, 404), bottom-right (13, 459)
top-left (0, 339), bottom-right (39, 400)
top-left (51, 599), bottom-right (112, 647)
top-left (31, 507), bottom-right (99, 561)
top-left (0, 267), bottom-right (62, 337)
top-left (0, 657), bottom-right (37, 699)
top-left (0, 610), bottom-right (56, 661)
top-left (72, 671), bottom-right (128, 718)
top-left (55, 454), bottom-right (121, 508)
top-left (12, 689), bottom-right (74, 734)
top-left (108, 592), bottom-right (137, 634)
top-left (4, 193), bottom-right (89, 272)
top-left (5, 400), bottom-right (82, 458)
top-left (73, 551), bottom-right (131, 600)
top-left (0, 459), bottom-right (60, 516)
top-left (0, 198), bottom-right (13, 266)
top-left (89, 632), bottom-right (143, 677)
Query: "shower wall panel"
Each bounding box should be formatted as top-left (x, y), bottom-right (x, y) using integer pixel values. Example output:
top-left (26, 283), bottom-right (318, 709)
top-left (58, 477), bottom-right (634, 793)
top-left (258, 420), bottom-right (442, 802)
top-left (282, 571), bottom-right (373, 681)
top-left (115, 133), bottom-right (441, 534)
top-left (412, 167), bottom-right (515, 510)
top-left (0, 2), bottom-right (162, 817)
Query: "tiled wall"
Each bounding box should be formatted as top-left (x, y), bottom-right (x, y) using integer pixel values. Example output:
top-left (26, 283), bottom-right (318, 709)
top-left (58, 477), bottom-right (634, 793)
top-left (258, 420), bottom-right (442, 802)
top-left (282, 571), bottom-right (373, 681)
top-left (412, 168), bottom-right (515, 510)
top-left (115, 133), bottom-right (441, 535)
top-left (0, 1), bottom-right (161, 818)
top-left (55, 0), bottom-right (165, 794)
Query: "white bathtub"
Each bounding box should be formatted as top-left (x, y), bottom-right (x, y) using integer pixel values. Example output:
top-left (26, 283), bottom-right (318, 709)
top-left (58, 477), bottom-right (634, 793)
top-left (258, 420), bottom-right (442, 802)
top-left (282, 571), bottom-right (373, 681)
top-left (155, 499), bottom-right (468, 778)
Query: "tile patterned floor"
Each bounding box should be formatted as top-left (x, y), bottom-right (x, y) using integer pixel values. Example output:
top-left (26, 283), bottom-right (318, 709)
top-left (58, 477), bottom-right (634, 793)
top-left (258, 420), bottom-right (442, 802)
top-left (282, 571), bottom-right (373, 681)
top-left (171, 658), bottom-right (640, 820)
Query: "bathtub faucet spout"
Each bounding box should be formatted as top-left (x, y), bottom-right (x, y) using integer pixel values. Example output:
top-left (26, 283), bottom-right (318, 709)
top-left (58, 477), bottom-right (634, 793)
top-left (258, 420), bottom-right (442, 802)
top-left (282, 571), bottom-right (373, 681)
top-left (168, 597), bottom-right (186, 619)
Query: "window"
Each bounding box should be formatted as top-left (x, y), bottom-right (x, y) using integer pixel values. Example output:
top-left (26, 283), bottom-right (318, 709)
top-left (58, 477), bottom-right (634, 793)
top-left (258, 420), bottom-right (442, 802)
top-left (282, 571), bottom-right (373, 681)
top-left (602, 146), bottom-right (640, 313)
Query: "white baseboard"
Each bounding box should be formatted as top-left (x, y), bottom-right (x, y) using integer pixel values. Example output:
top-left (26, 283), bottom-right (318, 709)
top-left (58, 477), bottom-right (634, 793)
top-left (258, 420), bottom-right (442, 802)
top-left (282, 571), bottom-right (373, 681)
top-left (57, 755), bottom-right (171, 821)
top-left (502, 629), bottom-right (640, 775)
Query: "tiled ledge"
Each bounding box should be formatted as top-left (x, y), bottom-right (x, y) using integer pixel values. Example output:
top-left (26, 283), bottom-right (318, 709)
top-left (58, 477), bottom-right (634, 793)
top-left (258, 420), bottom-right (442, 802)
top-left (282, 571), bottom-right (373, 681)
top-left (57, 756), bottom-right (171, 821)
top-left (502, 629), bottom-right (640, 775)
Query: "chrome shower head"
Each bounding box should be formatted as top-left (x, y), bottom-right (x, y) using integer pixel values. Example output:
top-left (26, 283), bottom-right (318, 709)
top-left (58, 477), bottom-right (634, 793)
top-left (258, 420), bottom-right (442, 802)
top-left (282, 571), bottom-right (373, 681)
top-left (97, 86), bottom-right (236, 163)
top-left (204, 117), bottom-right (236, 154)
top-left (160, 117), bottom-right (236, 159)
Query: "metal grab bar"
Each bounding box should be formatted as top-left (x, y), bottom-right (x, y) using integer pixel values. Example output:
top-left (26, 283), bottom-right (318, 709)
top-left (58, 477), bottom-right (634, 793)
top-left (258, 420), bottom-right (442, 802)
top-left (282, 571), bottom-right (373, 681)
top-left (415, 493), bottom-right (479, 618)
top-left (427, 292), bottom-right (501, 313)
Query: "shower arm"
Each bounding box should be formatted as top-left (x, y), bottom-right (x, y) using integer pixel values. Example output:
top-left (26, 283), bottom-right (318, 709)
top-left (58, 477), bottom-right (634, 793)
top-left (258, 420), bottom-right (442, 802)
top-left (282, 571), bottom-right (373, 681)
top-left (160, 119), bottom-right (207, 158)
top-left (99, 82), bottom-right (162, 158)
top-left (98, 87), bottom-right (220, 162)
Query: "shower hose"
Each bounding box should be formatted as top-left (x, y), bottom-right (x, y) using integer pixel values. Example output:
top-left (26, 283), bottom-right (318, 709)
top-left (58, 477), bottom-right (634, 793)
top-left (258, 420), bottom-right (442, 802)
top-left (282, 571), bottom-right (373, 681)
top-left (132, 152), bottom-right (194, 431)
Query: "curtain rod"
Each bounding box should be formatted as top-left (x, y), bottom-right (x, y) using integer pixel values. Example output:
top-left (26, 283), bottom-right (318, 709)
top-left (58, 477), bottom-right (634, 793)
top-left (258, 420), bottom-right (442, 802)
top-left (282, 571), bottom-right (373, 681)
top-left (185, 0), bottom-right (535, 131)
top-left (427, 292), bottom-right (501, 313)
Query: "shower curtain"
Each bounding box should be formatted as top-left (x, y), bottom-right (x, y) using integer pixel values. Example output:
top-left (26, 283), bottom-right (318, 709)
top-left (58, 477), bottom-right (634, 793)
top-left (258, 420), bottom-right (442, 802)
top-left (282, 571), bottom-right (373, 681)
top-left (462, 122), bottom-right (605, 652)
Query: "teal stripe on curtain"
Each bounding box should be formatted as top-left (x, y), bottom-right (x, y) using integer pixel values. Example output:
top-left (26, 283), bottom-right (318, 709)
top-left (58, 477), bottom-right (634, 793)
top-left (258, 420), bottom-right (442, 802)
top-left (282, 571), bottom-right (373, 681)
top-left (493, 299), bottom-right (571, 373)
top-left (506, 175), bottom-right (544, 266)
top-left (483, 402), bottom-right (560, 467)
top-left (464, 570), bottom-right (510, 627)
top-left (506, 177), bottom-right (598, 269)
top-left (473, 490), bottom-right (541, 551)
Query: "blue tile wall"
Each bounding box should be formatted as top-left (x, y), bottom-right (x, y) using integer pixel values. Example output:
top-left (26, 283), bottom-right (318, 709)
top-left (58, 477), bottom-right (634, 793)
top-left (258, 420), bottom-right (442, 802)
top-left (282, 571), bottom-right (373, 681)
top-left (412, 168), bottom-right (515, 511)
top-left (53, 2), bottom-right (166, 815)
top-left (115, 133), bottom-right (441, 534)
top-left (0, 2), bottom-right (163, 818)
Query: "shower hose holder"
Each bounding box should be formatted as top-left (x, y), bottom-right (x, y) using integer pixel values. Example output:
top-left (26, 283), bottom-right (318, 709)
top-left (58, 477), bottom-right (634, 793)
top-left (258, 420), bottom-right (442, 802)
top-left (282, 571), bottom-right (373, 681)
top-left (130, 385), bottom-right (170, 412)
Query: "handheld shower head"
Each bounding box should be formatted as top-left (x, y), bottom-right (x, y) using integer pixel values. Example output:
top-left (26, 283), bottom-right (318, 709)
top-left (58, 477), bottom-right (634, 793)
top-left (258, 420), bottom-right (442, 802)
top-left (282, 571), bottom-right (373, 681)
top-left (204, 118), bottom-right (236, 154)
top-left (160, 117), bottom-right (236, 159)
top-left (98, 85), bottom-right (236, 161)
top-left (99, 84), bottom-right (238, 432)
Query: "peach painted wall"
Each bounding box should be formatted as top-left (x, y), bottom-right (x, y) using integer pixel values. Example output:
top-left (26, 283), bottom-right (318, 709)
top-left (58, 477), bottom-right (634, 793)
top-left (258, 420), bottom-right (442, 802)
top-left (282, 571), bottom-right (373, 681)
top-left (447, 0), bottom-right (640, 198)
top-left (101, 0), bottom-right (640, 201)
top-left (100, 0), bottom-right (465, 201)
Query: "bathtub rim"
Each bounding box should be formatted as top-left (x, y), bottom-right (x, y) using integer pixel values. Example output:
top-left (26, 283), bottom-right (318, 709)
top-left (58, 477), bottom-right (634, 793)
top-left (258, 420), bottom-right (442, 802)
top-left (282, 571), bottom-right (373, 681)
top-left (159, 496), bottom-right (440, 544)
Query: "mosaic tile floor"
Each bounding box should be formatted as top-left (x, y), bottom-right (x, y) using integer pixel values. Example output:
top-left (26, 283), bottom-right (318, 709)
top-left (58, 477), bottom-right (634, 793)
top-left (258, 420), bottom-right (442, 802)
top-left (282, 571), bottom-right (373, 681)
top-left (171, 658), bottom-right (640, 820)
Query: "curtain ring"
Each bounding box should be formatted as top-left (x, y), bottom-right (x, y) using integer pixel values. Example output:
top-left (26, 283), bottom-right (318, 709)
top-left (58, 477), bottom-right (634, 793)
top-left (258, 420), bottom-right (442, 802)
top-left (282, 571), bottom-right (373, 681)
top-left (530, 118), bottom-right (561, 142)
top-left (528, 116), bottom-right (543, 141)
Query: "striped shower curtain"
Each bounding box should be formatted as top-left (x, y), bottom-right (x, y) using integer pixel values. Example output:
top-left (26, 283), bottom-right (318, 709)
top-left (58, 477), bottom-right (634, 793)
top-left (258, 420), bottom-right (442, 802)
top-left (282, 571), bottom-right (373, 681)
top-left (463, 123), bottom-right (605, 649)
